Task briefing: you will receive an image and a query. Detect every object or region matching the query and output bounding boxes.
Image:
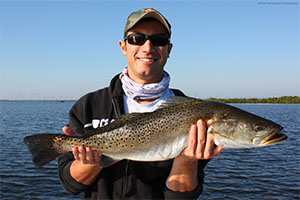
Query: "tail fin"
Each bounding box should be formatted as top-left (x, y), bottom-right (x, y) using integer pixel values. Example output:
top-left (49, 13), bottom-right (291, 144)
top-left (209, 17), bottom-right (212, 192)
top-left (24, 134), bottom-right (64, 168)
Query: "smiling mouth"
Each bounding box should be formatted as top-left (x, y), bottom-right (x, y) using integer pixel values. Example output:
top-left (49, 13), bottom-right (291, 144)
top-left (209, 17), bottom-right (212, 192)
top-left (139, 58), bottom-right (156, 62)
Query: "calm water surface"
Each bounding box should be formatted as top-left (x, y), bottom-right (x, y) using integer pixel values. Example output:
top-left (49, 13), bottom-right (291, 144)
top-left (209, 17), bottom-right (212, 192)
top-left (0, 101), bottom-right (299, 199)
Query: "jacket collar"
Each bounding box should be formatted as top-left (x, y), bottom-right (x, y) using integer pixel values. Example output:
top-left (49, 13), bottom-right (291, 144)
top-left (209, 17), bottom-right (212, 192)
top-left (109, 73), bottom-right (125, 117)
top-left (109, 73), bottom-right (124, 98)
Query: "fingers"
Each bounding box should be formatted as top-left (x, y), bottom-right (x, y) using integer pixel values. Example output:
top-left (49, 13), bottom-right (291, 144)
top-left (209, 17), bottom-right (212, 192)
top-left (207, 119), bottom-right (214, 126)
top-left (92, 150), bottom-right (101, 163)
top-left (62, 126), bottom-right (77, 136)
top-left (72, 146), bottom-right (101, 164)
top-left (195, 120), bottom-right (206, 158)
top-left (204, 132), bottom-right (223, 158)
top-left (183, 124), bottom-right (197, 159)
top-left (183, 119), bottom-right (224, 160)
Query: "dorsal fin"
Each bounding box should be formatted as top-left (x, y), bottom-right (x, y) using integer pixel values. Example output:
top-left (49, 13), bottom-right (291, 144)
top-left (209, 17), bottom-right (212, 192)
top-left (157, 96), bottom-right (200, 109)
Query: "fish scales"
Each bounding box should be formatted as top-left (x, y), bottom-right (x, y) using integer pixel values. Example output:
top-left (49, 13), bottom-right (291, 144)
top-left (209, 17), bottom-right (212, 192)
top-left (85, 100), bottom-right (202, 154)
top-left (24, 96), bottom-right (287, 168)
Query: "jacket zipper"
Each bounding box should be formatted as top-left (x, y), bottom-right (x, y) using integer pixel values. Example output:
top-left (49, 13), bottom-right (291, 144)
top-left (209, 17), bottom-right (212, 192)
top-left (112, 97), bottom-right (130, 199)
top-left (123, 160), bottom-right (130, 199)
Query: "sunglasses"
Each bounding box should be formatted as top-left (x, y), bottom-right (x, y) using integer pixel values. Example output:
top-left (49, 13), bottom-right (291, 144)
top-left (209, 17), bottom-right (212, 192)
top-left (124, 33), bottom-right (170, 46)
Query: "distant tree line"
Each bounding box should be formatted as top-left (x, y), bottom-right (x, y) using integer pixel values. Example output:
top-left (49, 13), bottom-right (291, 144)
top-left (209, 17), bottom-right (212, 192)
top-left (205, 96), bottom-right (300, 104)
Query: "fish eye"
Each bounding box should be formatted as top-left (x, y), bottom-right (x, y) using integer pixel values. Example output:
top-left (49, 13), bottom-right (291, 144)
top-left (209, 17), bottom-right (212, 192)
top-left (254, 124), bottom-right (264, 132)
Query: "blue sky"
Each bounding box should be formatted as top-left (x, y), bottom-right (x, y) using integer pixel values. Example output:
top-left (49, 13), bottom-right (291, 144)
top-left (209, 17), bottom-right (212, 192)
top-left (1, 0), bottom-right (299, 100)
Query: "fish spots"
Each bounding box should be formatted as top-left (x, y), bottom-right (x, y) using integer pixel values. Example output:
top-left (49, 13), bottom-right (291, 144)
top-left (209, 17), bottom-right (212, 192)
top-left (137, 138), bottom-right (145, 144)
top-left (60, 99), bottom-right (208, 154)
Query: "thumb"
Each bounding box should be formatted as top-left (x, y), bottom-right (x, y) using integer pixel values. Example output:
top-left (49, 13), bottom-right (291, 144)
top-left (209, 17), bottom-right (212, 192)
top-left (62, 126), bottom-right (76, 136)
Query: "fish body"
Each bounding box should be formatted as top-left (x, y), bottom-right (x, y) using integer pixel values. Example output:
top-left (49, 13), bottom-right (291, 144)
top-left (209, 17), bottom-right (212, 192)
top-left (24, 96), bottom-right (287, 168)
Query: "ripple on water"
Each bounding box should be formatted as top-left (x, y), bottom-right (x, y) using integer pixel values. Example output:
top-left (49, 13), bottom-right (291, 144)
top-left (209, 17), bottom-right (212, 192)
top-left (1, 102), bottom-right (299, 199)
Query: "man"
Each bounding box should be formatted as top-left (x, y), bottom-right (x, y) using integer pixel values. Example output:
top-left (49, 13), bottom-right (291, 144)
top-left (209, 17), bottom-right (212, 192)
top-left (59, 8), bottom-right (223, 199)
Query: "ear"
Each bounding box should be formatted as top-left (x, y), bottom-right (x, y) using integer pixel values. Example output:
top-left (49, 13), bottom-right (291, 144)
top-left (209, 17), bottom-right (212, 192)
top-left (167, 43), bottom-right (173, 57)
top-left (119, 40), bottom-right (127, 56)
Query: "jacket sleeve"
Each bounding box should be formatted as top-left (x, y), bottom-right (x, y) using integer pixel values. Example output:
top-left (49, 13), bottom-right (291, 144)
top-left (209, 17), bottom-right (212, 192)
top-left (58, 100), bottom-right (91, 195)
top-left (68, 100), bottom-right (86, 135)
top-left (58, 153), bottom-right (92, 195)
top-left (164, 159), bottom-right (209, 199)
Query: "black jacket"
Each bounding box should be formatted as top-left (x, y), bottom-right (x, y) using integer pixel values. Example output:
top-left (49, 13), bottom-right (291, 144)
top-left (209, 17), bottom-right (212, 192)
top-left (58, 74), bottom-right (209, 199)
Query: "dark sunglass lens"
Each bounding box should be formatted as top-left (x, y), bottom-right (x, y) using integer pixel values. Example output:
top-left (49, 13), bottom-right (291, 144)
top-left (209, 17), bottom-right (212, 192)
top-left (126, 34), bottom-right (169, 46)
top-left (128, 34), bottom-right (146, 45)
top-left (150, 35), bottom-right (169, 46)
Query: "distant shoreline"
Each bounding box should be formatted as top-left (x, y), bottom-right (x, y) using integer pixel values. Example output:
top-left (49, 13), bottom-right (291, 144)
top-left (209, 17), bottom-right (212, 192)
top-left (0, 100), bottom-right (76, 102)
top-left (205, 96), bottom-right (300, 104)
top-left (1, 96), bottom-right (299, 104)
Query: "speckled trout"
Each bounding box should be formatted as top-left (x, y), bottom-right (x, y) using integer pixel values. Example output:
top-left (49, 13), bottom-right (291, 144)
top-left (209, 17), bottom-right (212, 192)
top-left (24, 96), bottom-right (287, 168)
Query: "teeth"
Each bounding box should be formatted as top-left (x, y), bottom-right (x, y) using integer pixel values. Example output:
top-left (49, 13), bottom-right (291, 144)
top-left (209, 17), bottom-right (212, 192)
top-left (140, 58), bottom-right (155, 62)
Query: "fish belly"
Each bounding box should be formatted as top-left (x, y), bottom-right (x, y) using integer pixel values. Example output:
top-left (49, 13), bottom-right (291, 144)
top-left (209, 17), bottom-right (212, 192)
top-left (102, 134), bottom-right (188, 162)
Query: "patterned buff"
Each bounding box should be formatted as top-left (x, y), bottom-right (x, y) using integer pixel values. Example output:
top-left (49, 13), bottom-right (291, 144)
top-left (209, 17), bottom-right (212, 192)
top-left (120, 68), bottom-right (171, 100)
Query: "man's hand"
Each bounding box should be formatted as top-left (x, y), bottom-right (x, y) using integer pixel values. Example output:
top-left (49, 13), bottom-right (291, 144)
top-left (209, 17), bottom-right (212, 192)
top-left (180, 119), bottom-right (223, 160)
top-left (167, 119), bottom-right (223, 192)
top-left (62, 126), bottom-right (102, 185)
top-left (72, 146), bottom-right (101, 165)
top-left (62, 126), bottom-right (101, 164)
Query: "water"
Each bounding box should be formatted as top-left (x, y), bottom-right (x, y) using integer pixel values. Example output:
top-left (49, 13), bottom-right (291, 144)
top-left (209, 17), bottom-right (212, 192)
top-left (0, 101), bottom-right (299, 199)
top-left (0, 101), bottom-right (77, 199)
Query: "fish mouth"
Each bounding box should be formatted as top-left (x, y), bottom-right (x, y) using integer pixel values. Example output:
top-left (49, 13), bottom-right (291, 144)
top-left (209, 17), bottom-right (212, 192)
top-left (261, 129), bottom-right (287, 146)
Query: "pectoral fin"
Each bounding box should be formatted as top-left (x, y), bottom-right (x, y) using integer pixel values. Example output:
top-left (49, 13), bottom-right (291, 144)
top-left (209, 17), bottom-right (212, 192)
top-left (99, 155), bottom-right (121, 168)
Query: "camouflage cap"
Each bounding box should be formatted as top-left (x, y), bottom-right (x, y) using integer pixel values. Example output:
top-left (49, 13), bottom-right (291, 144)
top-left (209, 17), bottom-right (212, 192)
top-left (124, 8), bottom-right (171, 38)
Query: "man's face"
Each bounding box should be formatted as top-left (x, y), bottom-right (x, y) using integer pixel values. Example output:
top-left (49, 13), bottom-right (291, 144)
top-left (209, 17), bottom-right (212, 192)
top-left (119, 20), bottom-right (173, 84)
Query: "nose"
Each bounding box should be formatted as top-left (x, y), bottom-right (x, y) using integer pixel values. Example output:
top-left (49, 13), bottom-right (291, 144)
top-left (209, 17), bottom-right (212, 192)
top-left (141, 39), bottom-right (155, 53)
